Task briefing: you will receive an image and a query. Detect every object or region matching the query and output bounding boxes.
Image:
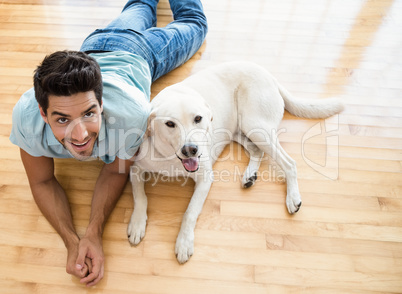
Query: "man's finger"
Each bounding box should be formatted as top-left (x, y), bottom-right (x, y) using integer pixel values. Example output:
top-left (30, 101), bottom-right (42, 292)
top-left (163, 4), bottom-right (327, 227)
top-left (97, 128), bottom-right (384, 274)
top-left (67, 263), bottom-right (87, 279)
top-left (80, 272), bottom-right (96, 285)
top-left (85, 257), bottom-right (93, 274)
top-left (75, 244), bottom-right (87, 270)
top-left (80, 258), bottom-right (101, 285)
top-left (85, 266), bottom-right (104, 287)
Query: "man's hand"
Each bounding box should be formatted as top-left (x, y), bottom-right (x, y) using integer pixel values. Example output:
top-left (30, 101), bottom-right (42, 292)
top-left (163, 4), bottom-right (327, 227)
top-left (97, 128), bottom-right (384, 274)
top-left (66, 237), bottom-right (90, 279)
top-left (76, 234), bottom-right (104, 287)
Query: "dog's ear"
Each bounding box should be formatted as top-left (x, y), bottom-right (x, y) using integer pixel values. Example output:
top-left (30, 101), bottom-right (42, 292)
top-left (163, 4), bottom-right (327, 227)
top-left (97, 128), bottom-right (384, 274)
top-left (146, 110), bottom-right (156, 137)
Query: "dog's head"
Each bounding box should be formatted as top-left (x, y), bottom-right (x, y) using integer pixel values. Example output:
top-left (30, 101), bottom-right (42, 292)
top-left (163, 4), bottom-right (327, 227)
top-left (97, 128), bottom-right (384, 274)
top-left (147, 85), bottom-right (213, 172)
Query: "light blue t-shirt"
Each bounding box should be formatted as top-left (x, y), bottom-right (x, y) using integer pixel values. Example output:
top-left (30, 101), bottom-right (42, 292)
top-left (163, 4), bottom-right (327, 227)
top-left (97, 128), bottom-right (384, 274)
top-left (9, 51), bottom-right (152, 164)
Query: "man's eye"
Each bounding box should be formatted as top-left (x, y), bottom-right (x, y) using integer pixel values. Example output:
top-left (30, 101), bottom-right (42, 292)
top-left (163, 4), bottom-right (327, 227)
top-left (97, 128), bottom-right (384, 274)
top-left (57, 117), bottom-right (68, 124)
top-left (84, 112), bottom-right (95, 118)
top-left (165, 121), bottom-right (176, 128)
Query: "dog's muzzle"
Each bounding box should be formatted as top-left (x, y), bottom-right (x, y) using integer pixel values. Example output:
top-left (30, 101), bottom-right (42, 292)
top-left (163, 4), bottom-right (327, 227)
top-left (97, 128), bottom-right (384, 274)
top-left (177, 143), bottom-right (200, 172)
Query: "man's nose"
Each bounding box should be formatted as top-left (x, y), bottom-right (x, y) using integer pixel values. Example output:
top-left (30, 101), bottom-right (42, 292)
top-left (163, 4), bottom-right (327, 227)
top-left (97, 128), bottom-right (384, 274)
top-left (70, 120), bottom-right (89, 142)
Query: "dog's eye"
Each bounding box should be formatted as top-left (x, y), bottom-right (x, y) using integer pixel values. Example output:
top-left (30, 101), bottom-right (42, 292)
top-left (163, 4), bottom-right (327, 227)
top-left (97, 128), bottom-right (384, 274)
top-left (165, 121), bottom-right (176, 128)
top-left (194, 116), bottom-right (202, 124)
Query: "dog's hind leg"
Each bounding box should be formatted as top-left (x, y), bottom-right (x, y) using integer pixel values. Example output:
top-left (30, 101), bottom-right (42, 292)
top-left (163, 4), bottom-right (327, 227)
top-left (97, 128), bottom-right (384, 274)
top-left (234, 132), bottom-right (264, 188)
top-left (247, 128), bottom-right (302, 214)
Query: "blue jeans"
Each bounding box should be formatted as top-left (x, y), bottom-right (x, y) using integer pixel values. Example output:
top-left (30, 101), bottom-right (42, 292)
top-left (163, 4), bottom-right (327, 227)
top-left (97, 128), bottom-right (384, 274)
top-left (80, 0), bottom-right (208, 81)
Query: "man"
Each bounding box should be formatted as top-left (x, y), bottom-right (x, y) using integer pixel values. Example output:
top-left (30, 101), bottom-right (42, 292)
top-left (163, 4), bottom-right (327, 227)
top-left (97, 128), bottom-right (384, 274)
top-left (9, 0), bottom-right (207, 287)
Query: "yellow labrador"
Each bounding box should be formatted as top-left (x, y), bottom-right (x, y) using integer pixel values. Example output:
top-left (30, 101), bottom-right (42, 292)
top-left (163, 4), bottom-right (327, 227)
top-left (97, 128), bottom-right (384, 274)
top-left (128, 61), bottom-right (344, 263)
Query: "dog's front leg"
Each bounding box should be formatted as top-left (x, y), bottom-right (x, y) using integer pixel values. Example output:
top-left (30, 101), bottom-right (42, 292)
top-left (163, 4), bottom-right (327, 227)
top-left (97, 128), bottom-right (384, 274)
top-left (175, 173), bottom-right (213, 264)
top-left (127, 166), bottom-right (148, 246)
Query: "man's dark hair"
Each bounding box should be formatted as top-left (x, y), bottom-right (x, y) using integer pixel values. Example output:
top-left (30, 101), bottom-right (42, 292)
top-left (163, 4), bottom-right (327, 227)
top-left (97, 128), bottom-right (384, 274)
top-left (33, 50), bottom-right (103, 115)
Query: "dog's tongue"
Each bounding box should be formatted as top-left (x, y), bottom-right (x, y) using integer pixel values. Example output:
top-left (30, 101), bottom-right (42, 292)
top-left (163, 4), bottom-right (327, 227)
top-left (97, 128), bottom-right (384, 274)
top-left (182, 157), bottom-right (199, 172)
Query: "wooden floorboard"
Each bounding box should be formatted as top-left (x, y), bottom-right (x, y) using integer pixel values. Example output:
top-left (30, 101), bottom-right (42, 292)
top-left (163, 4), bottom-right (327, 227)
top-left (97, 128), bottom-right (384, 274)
top-left (1, 0), bottom-right (402, 293)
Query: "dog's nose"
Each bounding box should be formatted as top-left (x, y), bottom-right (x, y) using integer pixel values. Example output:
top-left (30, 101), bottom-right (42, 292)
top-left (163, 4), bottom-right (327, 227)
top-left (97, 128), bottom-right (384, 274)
top-left (181, 143), bottom-right (198, 157)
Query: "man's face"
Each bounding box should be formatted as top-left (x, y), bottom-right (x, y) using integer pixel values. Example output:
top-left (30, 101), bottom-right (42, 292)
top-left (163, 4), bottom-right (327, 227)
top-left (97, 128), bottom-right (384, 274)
top-left (39, 91), bottom-right (103, 161)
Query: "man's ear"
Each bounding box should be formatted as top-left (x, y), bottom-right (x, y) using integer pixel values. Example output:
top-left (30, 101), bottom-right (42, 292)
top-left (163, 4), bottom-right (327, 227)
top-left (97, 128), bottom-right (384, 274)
top-left (39, 105), bottom-right (49, 124)
top-left (146, 110), bottom-right (156, 137)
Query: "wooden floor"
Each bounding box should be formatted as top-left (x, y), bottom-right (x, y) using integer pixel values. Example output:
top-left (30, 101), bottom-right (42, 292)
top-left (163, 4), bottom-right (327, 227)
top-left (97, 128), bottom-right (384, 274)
top-left (1, 0), bottom-right (402, 293)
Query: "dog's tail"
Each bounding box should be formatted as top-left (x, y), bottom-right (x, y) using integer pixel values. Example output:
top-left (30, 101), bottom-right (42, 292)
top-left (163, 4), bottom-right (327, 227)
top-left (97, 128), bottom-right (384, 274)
top-left (277, 82), bottom-right (344, 119)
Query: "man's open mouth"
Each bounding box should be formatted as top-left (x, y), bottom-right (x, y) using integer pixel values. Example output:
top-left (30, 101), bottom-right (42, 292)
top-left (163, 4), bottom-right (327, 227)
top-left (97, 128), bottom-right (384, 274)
top-left (69, 138), bottom-right (91, 151)
top-left (176, 154), bottom-right (201, 173)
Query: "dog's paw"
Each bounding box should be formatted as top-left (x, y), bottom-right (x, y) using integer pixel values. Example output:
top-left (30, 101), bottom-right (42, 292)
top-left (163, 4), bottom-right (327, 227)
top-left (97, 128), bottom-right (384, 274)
top-left (175, 230), bottom-right (194, 264)
top-left (242, 172), bottom-right (257, 188)
top-left (286, 192), bottom-right (302, 214)
top-left (127, 212), bottom-right (147, 246)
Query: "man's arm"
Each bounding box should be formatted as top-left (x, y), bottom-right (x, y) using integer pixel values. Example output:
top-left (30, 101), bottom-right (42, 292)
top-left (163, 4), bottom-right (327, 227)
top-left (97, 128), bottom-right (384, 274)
top-left (19, 148), bottom-right (89, 278)
top-left (77, 156), bottom-right (133, 287)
